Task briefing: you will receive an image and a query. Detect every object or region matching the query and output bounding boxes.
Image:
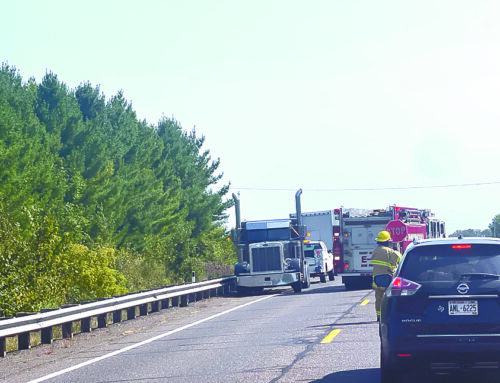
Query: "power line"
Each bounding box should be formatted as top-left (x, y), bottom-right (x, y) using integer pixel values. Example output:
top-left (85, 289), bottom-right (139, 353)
top-left (232, 180), bottom-right (500, 192)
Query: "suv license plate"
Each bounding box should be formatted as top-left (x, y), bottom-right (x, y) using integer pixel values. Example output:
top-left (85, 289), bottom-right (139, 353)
top-left (448, 300), bottom-right (478, 316)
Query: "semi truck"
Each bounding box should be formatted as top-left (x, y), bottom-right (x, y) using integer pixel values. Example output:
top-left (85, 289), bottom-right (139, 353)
top-left (232, 190), bottom-right (311, 294)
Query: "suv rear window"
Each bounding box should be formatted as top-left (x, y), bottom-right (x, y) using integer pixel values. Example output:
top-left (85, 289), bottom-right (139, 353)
top-left (400, 244), bottom-right (500, 282)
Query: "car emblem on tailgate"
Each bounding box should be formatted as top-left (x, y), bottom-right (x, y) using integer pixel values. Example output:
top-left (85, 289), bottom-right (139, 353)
top-left (457, 283), bottom-right (470, 295)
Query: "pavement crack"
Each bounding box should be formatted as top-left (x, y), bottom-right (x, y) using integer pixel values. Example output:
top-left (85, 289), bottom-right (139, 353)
top-left (269, 289), bottom-right (373, 382)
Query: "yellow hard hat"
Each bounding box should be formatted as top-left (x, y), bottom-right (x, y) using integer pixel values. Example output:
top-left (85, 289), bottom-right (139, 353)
top-left (376, 230), bottom-right (391, 242)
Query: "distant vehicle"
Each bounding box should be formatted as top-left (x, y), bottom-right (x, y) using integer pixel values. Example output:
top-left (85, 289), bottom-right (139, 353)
top-left (379, 237), bottom-right (500, 382)
top-left (232, 191), bottom-right (311, 294)
top-left (290, 210), bottom-right (343, 275)
top-left (303, 241), bottom-right (334, 283)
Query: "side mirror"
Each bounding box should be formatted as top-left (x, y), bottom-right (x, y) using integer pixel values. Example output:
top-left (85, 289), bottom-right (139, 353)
top-left (374, 274), bottom-right (393, 288)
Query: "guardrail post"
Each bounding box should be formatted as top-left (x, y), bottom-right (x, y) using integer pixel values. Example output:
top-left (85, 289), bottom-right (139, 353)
top-left (81, 317), bottom-right (92, 333)
top-left (171, 297), bottom-right (179, 307)
top-left (151, 301), bottom-right (159, 313)
top-left (113, 310), bottom-right (122, 324)
top-left (97, 314), bottom-right (107, 328)
top-left (210, 288), bottom-right (217, 297)
top-left (16, 313), bottom-right (34, 350)
top-left (62, 322), bottom-right (73, 339)
top-left (41, 327), bottom-right (53, 344)
top-left (223, 285), bottom-right (230, 295)
top-left (188, 293), bottom-right (196, 304)
top-left (40, 308), bottom-right (58, 343)
top-left (127, 307), bottom-right (136, 320)
top-left (139, 304), bottom-right (148, 316)
top-left (203, 290), bottom-right (209, 299)
top-left (60, 305), bottom-right (77, 339)
top-left (0, 337), bottom-right (5, 357)
top-left (160, 298), bottom-right (169, 310)
top-left (180, 295), bottom-right (188, 307)
top-left (18, 332), bottom-right (30, 350)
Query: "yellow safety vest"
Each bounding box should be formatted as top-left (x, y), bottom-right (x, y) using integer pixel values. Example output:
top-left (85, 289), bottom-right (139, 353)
top-left (371, 245), bottom-right (401, 280)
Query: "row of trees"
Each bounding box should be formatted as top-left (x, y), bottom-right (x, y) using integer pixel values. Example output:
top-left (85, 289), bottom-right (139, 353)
top-left (450, 214), bottom-right (500, 237)
top-left (0, 64), bottom-right (236, 316)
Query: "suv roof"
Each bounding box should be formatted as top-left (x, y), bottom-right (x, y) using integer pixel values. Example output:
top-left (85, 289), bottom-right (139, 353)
top-left (405, 237), bottom-right (500, 252)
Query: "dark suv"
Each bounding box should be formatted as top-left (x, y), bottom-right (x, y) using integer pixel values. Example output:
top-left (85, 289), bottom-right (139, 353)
top-left (380, 237), bottom-right (500, 382)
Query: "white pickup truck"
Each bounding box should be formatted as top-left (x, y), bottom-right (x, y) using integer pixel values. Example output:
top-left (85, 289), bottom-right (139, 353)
top-left (303, 240), bottom-right (335, 283)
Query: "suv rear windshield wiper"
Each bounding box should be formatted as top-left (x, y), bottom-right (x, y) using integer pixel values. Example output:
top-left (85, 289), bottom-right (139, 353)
top-left (460, 273), bottom-right (500, 280)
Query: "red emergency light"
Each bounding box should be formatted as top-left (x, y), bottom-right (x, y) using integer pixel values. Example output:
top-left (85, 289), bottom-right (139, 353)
top-left (452, 244), bottom-right (471, 250)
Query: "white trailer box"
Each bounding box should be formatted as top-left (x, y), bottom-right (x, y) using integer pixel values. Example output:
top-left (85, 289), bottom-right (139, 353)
top-left (291, 210), bottom-right (337, 251)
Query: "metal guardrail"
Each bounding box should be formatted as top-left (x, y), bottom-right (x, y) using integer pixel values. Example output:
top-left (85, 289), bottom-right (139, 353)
top-left (0, 276), bottom-right (236, 357)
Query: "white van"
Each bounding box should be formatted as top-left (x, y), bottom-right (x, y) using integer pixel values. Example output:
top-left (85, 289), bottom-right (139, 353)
top-left (303, 241), bottom-right (335, 283)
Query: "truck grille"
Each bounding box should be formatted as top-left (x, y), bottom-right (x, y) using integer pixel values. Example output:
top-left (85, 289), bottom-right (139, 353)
top-left (251, 246), bottom-right (282, 272)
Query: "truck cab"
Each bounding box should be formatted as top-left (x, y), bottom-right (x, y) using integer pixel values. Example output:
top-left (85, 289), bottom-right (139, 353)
top-left (304, 241), bottom-right (335, 283)
top-left (234, 219), bottom-right (310, 293)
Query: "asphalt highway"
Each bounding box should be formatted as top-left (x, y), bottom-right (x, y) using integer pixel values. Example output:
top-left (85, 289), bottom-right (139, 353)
top-left (1, 279), bottom-right (494, 383)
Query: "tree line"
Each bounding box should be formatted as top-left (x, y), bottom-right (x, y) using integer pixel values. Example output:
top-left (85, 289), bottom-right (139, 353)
top-left (450, 215), bottom-right (500, 237)
top-left (0, 64), bottom-right (235, 316)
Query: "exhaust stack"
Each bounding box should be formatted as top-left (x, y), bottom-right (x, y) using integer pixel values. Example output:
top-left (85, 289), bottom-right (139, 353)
top-left (295, 189), bottom-right (303, 229)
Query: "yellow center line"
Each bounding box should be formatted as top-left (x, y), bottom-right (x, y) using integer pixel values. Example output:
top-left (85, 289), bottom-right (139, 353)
top-left (360, 299), bottom-right (370, 306)
top-left (321, 329), bottom-right (342, 344)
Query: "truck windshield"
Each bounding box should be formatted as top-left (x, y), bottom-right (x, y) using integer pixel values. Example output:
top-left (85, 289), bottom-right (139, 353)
top-left (247, 228), bottom-right (291, 242)
top-left (303, 244), bottom-right (320, 258)
top-left (304, 250), bottom-right (315, 258)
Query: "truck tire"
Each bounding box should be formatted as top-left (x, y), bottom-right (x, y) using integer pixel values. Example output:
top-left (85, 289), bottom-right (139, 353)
top-left (292, 281), bottom-right (302, 293)
top-left (344, 280), bottom-right (354, 291)
top-left (320, 274), bottom-right (327, 283)
top-left (328, 269), bottom-right (335, 281)
top-left (237, 286), bottom-right (249, 296)
top-left (302, 271), bottom-right (311, 289)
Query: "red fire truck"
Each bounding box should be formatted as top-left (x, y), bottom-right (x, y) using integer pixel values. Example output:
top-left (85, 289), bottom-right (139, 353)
top-left (337, 206), bottom-right (445, 290)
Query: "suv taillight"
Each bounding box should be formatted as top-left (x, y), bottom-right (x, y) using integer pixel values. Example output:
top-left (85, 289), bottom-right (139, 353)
top-left (386, 277), bottom-right (421, 297)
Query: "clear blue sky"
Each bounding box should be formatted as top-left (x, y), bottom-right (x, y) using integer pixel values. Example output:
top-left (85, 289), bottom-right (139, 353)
top-left (3, 0), bottom-right (500, 234)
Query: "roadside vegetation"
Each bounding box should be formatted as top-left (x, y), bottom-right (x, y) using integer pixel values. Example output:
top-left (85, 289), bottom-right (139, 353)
top-left (450, 214), bottom-right (500, 238)
top-left (0, 64), bottom-right (236, 317)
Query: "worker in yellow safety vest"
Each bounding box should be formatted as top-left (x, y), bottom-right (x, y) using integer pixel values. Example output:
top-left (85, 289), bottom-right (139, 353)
top-left (371, 230), bottom-right (401, 321)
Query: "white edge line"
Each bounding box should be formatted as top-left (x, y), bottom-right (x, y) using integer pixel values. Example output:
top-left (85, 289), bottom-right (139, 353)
top-left (28, 294), bottom-right (277, 383)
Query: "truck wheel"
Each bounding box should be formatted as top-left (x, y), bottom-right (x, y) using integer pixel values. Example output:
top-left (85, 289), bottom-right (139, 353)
top-left (344, 280), bottom-right (354, 291)
top-left (302, 272), bottom-right (311, 289)
top-left (320, 274), bottom-right (327, 283)
top-left (328, 269), bottom-right (335, 281)
top-left (292, 281), bottom-right (302, 293)
top-left (237, 286), bottom-right (249, 296)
